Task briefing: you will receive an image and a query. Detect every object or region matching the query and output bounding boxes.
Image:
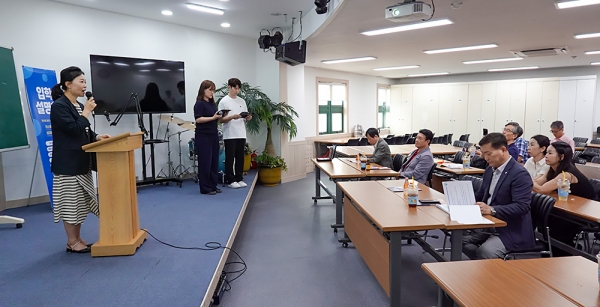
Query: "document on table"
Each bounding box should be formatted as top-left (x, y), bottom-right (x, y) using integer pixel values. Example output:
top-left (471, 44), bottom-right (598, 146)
top-left (441, 164), bottom-right (463, 169)
top-left (442, 181), bottom-right (493, 224)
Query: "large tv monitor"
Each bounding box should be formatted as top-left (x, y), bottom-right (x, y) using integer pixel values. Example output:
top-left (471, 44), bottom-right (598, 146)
top-left (89, 54), bottom-right (185, 114)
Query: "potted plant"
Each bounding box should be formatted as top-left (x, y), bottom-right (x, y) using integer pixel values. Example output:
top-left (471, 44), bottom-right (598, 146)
top-left (216, 82), bottom-right (298, 185)
top-left (254, 150), bottom-right (288, 186)
top-left (243, 143), bottom-right (252, 173)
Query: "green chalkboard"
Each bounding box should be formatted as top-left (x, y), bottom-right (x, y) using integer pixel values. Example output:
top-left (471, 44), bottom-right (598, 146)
top-left (0, 46), bottom-right (29, 152)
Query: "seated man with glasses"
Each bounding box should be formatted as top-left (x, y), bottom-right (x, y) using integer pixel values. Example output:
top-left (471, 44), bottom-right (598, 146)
top-left (550, 120), bottom-right (576, 153)
top-left (502, 123), bottom-right (520, 161)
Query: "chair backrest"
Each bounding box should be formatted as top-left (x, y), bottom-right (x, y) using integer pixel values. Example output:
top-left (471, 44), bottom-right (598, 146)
top-left (591, 138), bottom-right (600, 145)
top-left (461, 175), bottom-right (483, 192)
top-left (580, 148), bottom-right (600, 161)
top-left (447, 134), bottom-right (453, 145)
top-left (452, 151), bottom-right (465, 163)
top-left (359, 137), bottom-right (369, 146)
top-left (471, 155), bottom-right (488, 169)
top-left (426, 163), bottom-right (436, 187)
top-left (412, 132), bottom-right (418, 137)
top-left (575, 142), bottom-right (588, 149)
top-left (392, 154), bottom-right (405, 172)
top-left (441, 135), bottom-right (449, 145)
top-left (459, 134), bottom-right (467, 141)
top-left (406, 137), bottom-right (416, 144)
top-left (573, 137), bottom-right (589, 143)
top-left (530, 193), bottom-right (556, 242)
top-left (589, 178), bottom-right (600, 201)
top-left (391, 136), bottom-right (403, 145)
top-left (464, 134), bottom-right (470, 142)
top-left (386, 134), bottom-right (395, 139)
top-left (346, 138), bottom-right (359, 146)
top-left (592, 156), bottom-right (600, 164)
top-left (463, 142), bottom-right (473, 149)
top-left (453, 140), bottom-right (461, 147)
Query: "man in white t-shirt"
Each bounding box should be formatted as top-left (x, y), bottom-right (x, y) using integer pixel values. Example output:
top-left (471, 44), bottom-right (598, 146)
top-left (219, 78), bottom-right (252, 188)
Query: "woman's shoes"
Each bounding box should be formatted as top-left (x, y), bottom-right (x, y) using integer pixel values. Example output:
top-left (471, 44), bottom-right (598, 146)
top-left (66, 241), bottom-right (91, 253)
top-left (86, 243), bottom-right (93, 248)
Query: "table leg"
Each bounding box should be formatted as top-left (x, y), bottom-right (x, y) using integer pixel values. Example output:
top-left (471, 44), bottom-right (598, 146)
top-left (438, 287), bottom-right (454, 307)
top-left (331, 183), bottom-right (344, 232)
top-left (450, 230), bottom-right (463, 261)
top-left (389, 231), bottom-right (403, 307)
top-left (315, 164), bottom-right (321, 198)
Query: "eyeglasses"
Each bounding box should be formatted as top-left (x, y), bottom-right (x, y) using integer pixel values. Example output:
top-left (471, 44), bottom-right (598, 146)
top-left (502, 128), bottom-right (514, 133)
top-left (550, 130), bottom-right (560, 133)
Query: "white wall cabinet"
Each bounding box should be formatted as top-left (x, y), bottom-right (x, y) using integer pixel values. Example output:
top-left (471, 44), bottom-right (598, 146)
top-left (391, 77), bottom-right (595, 142)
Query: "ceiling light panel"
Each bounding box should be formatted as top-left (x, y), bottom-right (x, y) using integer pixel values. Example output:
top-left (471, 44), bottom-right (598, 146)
top-left (424, 44), bottom-right (498, 54)
top-left (463, 57), bottom-right (523, 64)
top-left (361, 19), bottom-right (453, 36)
top-left (186, 3), bottom-right (224, 15)
top-left (322, 56), bottom-right (377, 64)
top-left (488, 66), bottom-right (539, 72)
top-left (556, 0), bottom-right (600, 9)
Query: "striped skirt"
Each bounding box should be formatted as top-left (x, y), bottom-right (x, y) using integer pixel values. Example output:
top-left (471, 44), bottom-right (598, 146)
top-left (53, 172), bottom-right (99, 225)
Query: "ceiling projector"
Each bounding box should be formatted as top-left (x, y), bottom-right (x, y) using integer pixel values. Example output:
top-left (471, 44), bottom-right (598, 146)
top-left (386, 1), bottom-right (432, 22)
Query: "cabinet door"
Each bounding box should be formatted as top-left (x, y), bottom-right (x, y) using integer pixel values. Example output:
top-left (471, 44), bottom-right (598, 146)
top-left (558, 80), bottom-right (577, 137)
top-left (438, 85), bottom-right (454, 135)
top-left (398, 87), bottom-right (414, 134)
top-left (574, 79), bottom-right (596, 140)
top-left (524, 81), bottom-right (543, 140)
top-left (495, 82), bottom-right (511, 131)
top-left (481, 83), bottom-right (497, 138)
top-left (467, 84), bottom-right (483, 142)
top-left (541, 81), bottom-right (560, 140)
top-left (390, 86), bottom-right (402, 135)
top-left (452, 84), bottom-right (469, 137)
top-left (424, 85), bottom-right (440, 133)
top-left (509, 82), bottom-right (527, 125)
top-left (412, 86), bottom-right (427, 132)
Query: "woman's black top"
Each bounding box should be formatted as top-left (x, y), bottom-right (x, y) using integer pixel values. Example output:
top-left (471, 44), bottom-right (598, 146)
top-left (194, 99), bottom-right (217, 135)
top-left (568, 169), bottom-right (597, 200)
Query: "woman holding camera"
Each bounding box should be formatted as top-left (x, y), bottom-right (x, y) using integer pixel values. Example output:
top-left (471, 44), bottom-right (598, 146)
top-left (194, 80), bottom-right (222, 195)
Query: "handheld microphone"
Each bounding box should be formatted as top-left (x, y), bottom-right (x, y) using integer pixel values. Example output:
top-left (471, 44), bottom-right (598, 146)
top-left (85, 91), bottom-right (95, 117)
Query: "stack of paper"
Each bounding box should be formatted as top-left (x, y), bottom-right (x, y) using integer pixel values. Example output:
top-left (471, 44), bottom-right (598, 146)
top-left (441, 181), bottom-right (493, 225)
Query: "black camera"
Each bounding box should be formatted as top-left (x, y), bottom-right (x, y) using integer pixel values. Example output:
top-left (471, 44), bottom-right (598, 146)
top-left (240, 112), bottom-right (250, 118)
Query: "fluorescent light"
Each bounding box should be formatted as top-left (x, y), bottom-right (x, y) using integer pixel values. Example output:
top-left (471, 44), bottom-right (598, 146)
top-left (114, 63), bottom-right (129, 66)
top-left (322, 56), bottom-right (377, 64)
top-left (96, 61), bottom-right (110, 65)
top-left (135, 62), bottom-right (155, 66)
top-left (592, 62), bottom-right (600, 65)
top-left (488, 66), bottom-right (539, 72)
top-left (186, 3), bottom-right (224, 15)
top-left (585, 50), bottom-right (600, 54)
top-left (463, 57), bottom-right (523, 64)
top-left (575, 32), bottom-right (600, 39)
top-left (424, 44), bottom-right (498, 54)
top-left (556, 0), bottom-right (600, 9)
top-left (178, 68), bottom-right (185, 71)
top-left (162, 10), bottom-right (173, 16)
top-left (373, 65), bottom-right (420, 71)
top-left (156, 69), bottom-right (171, 72)
top-left (139, 70), bottom-right (150, 72)
top-left (407, 72), bottom-right (449, 77)
top-left (361, 19), bottom-right (453, 36)
top-left (221, 22), bottom-right (230, 28)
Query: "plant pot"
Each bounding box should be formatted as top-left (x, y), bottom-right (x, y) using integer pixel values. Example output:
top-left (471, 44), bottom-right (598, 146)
top-left (258, 166), bottom-right (281, 186)
top-left (243, 154), bottom-right (251, 172)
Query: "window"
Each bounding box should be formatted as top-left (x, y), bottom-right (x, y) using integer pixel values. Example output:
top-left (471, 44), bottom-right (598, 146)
top-left (318, 82), bottom-right (347, 135)
top-left (377, 86), bottom-right (391, 129)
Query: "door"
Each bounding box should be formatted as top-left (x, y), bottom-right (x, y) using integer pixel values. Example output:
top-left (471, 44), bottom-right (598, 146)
top-left (524, 81), bottom-right (543, 139)
top-left (558, 80), bottom-right (577, 137)
top-left (424, 85), bottom-right (440, 133)
top-left (398, 86), bottom-right (414, 134)
top-left (438, 85), bottom-right (453, 136)
top-left (390, 86), bottom-right (402, 135)
top-left (412, 86), bottom-right (427, 132)
top-left (480, 83), bottom-right (497, 139)
top-left (509, 82), bottom-right (527, 126)
top-left (452, 84), bottom-right (469, 137)
top-left (467, 84), bottom-right (483, 142)
top-left (574, 79), bottom-right (596, 140)
top-left (495, 82), bottom-right (511, 131)
top-left (540, 81), bottom-right (560, 140)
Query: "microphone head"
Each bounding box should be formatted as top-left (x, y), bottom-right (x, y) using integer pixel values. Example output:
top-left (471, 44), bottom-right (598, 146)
top-left (85, 91), bottom-right (93, 99)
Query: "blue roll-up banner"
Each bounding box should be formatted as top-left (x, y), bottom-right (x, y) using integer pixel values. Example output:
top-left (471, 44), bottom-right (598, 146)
top-left (22, 66), bottom-right (57, 207)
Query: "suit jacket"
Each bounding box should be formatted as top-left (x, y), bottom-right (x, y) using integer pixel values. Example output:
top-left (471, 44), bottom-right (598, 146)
top-left (475, 158), bottom-right (535, 251)
top-left (401, 146), bottom-right (434, 184)
top-left (50, 95), bottom-right (98, 175)
top-left (369, 138), bottom-right (392, 168)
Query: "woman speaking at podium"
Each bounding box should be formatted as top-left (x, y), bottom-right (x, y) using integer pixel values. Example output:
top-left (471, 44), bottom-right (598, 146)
top-left (50, 66), bottom-right (110, 254)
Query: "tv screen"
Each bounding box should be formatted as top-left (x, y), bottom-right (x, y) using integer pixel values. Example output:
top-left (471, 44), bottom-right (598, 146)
top-left (89, 54), bottom-right (185, 114)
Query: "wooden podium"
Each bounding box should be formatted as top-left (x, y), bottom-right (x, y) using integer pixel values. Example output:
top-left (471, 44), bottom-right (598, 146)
top-left (82, 132), bottom-right (147, 257)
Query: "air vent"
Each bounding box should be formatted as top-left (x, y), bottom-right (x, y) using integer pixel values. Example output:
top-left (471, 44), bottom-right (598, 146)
top-left (414, 3), bottom-right (423, 12)
top-left (510, 47), bottom-right (569, 58)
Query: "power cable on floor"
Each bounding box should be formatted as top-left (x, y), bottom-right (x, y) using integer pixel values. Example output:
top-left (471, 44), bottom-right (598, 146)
top-left (144, 230), bottom-right (247, 285)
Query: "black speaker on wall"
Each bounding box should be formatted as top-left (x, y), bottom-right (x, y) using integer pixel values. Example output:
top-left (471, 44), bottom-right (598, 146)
top-left (275, 41), bottom-right (306, 66)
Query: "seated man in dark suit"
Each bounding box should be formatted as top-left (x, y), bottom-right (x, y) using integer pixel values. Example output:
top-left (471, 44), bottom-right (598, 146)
top-left (462, 133), bottom-right (535, 259)
top-left (365, 128), bottom-right (392, 168)
top-left (401, 129), bottom-right (435, 184)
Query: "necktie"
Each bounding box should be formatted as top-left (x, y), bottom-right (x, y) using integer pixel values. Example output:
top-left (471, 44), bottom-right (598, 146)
top-left (402, 150), bottom-right (419, 172)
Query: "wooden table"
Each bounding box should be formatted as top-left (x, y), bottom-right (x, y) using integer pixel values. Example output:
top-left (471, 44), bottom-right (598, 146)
top-left (422, 259), bottom-right (579, 307)
top-left (311, 158), bottom-right (365, 232)
top-left (508, 257), bottom-right (600, 307)
top-left (338, 181), bottom-right (505, 307)
top-left (586, 143), bottom-right (600, 149)
top-left (336, 144), bottom-right (464, 157)
top-left (313, 138), bottom-right (353, 156)
top-left (435, 162), bottom-right (485, 176)
top-left (337, 157), bottom-right (401, 178)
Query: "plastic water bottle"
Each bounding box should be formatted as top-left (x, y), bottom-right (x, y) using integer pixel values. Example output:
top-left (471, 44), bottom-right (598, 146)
top-left (407, 180), bottom-right (418, 207)
top-left (469, 144), bottom-right (476, 158)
